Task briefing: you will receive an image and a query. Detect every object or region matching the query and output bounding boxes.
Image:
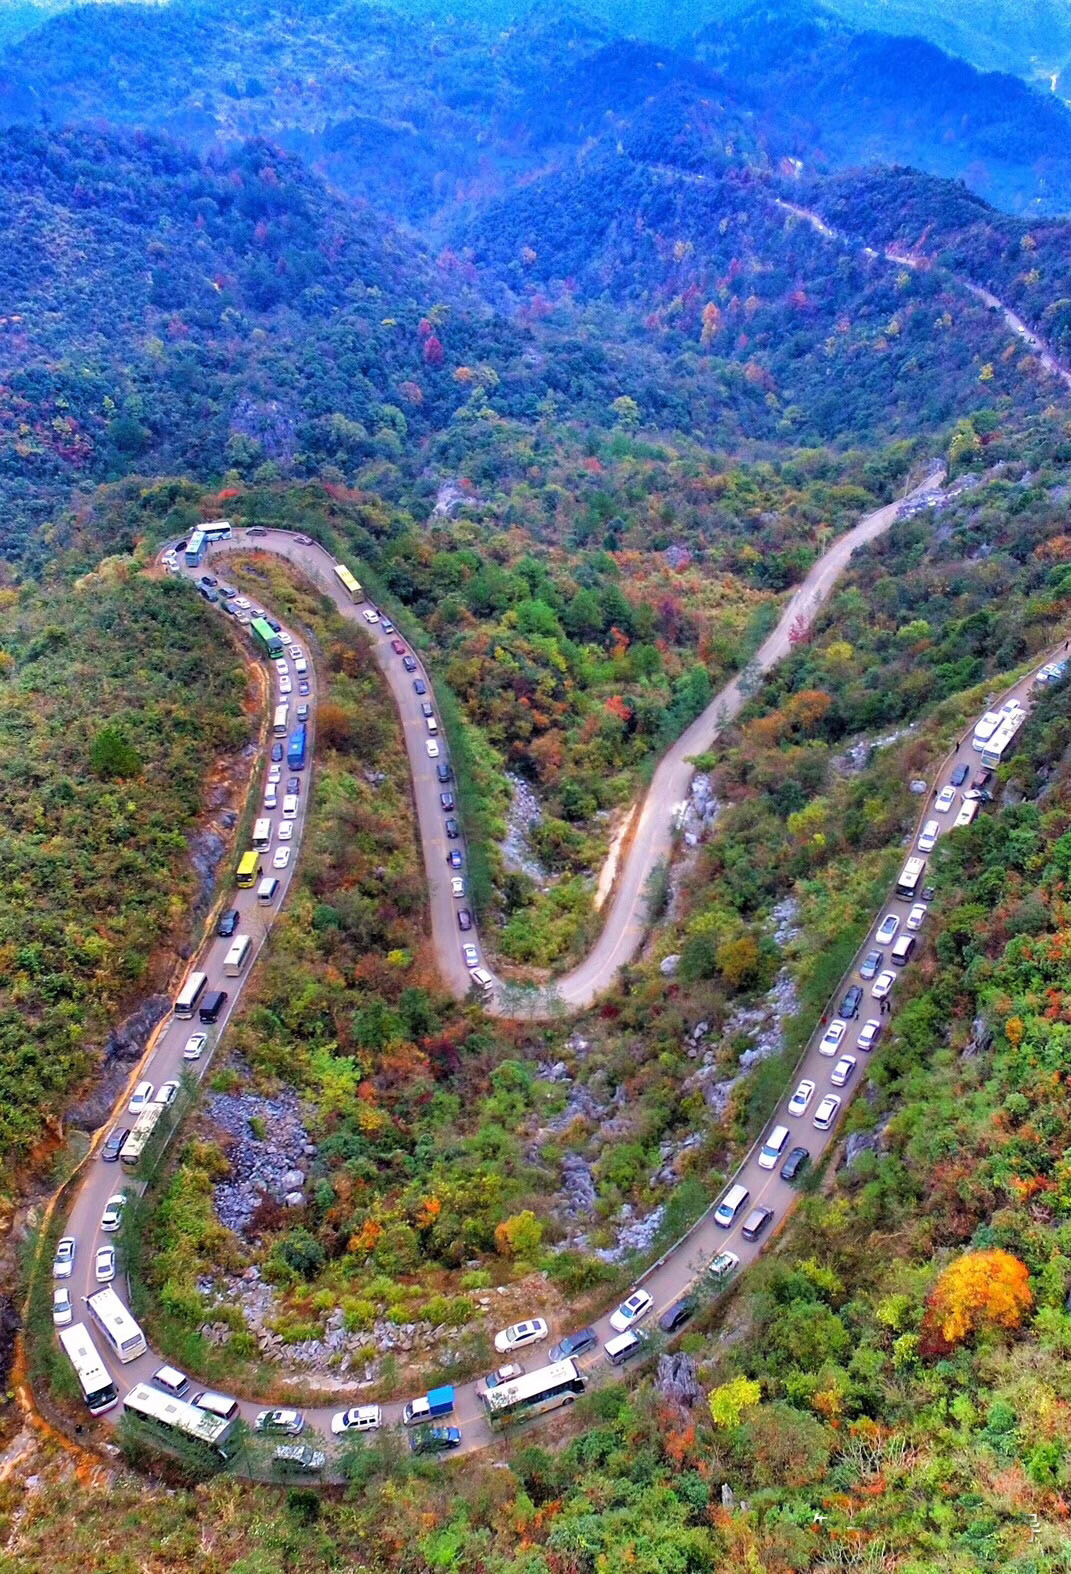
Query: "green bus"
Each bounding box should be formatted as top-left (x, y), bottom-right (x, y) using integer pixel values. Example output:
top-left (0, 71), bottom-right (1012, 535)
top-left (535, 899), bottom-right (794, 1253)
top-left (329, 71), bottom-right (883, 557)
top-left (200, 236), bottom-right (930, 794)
top-left (251, 618), bottom-right (283, 659)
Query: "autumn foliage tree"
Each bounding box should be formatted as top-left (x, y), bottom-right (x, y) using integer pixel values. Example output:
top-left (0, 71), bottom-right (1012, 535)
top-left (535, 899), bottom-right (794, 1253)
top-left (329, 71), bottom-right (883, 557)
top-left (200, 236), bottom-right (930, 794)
top-left (921, 1249), bottom-right (1033, 1353)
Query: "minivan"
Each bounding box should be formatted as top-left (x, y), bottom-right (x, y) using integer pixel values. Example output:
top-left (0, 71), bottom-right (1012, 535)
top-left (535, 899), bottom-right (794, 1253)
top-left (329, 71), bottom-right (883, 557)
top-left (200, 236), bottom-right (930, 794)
top-left (758, 1125), bottom-right (789, 1170)
top-left (426, 716), bottom-right (438, 734)
top-left (891, 934), bottom-right (916, 966)
top-left (715, 1183), bottom-right (749, 1228)
top-left (193, 1390), bottom-right (239, 1421)
top-left (604, 1329), bottom-right (648, 1366)
top-left (199, 990), bottom-right (228, 1024)
top-left (153, 1364), bottom-right (190, 1398)
top-left (294, 657), bottom-right (308, 676)
top-left (470, 967), bottom-right (494, 995)
top-left (257, 876), bottom-right (279, 905)
top-left (282, 793), bottom-right (299, 819)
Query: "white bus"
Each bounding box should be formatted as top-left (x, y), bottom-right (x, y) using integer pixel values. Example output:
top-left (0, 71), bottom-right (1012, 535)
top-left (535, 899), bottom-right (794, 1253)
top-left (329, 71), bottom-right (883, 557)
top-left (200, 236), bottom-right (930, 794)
top-left (479, 1360), bottom-right (585, 1430)
top-left (252, 817), bottom-right (272, 851)
top-left (980, 709), bottom-right (1026, 770)
top-left (273, 703), bottom-right (289, 737)
top-left (86, 1286), bottom-right (147, 1363)
top-left (123, 1382), bottom-right (238, 1458)
top-left (333, 563), bottom-right (364, 601)
top-left (223, 935), bottom-right (252, 976)
top-left (175, 970), bottom-right (208, 1019)
top-left (120, 1101), bottom-right (164, 1168)
top-left (58, 1323), bottom-right (119, 1416)
top-left (200, 520), bottom-right (232, 542)
top-left (895, 856), bottom-right (926, 902)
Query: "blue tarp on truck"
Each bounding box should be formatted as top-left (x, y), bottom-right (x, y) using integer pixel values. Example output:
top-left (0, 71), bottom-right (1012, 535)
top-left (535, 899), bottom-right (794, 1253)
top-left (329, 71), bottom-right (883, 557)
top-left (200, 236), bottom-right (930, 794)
top-left (402, 1385), bottom-right (455, 1425)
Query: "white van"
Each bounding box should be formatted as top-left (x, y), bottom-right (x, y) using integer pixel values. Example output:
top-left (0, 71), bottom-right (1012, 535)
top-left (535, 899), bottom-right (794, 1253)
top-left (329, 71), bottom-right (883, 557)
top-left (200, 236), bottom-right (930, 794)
top-left (715, 1183), bottom-right (749, 1228)
top-left (223, 935), bottom-right (252, 976)
top-left (294, 657), bottom-right (308, 676)
top-left (469, 967), bottom-right (494, 995)
top-left (891, 934), bottom-right (916, 966)
top-left (193, 1390), bottom-right (239, 1421)
top-left (264, 786), bottom-right (278, 811)
top-left (257, 876), bottom-right (280, 905)
top-left (282, 793), bottom-right (299, 819)
top-left (605, 1330), bottom-right (647, 1366)
top-left (758, 1124), bottom-right (789, 1171)
top-left (252, 817), bottom-right (272, 851)
top-left (954, 798), bottom-right (979, 829)
top-left (152, 1364), bottom-right (190, 1397)
top-left (425, 716), bottom-right (438, 734)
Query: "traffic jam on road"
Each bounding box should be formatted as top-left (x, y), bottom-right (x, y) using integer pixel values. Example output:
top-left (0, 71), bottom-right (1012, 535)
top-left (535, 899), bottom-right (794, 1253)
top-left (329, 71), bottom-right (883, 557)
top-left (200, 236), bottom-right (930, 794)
top-left (49, 523), bottom-right (1060, 1468)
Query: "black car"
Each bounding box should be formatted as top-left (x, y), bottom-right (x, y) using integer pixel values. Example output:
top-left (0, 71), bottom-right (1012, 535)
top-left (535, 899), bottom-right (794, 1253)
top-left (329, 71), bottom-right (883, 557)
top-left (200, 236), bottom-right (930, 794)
top-left (440, 792), bottom-right (455, 811)
top-left (287, 777), bottom-right (300, 794)
top-left (921, 885), bottom-right (937, 903)
top-left (102, 1128), bottom-right (129, 1163)
top-left (548, 1327), bottom-right (598, 1363)
top-left (447, 849), bottom-right (463, 869)
top-left (218, 585), bottom-right (237, 599)
top-left (839, 984), bottom-right (864, 1019)
top-left (445, 817), bottom-right (460, 839)
top-left (174, 539), bottom-right (188, 553)
top-left (780, 1146), bottom-right (810, 1182)
top-left (437, 762), bottom-right (453, 783)
top-left (950, 763), bottom-right (970, 787)
top-left (220, 599), bottom-right (237, 615)
top-left (271, 743), bottom-right (284, 763)
top-left (421, 702), bottom-right (434, 719)
top-left (199, 574), bottom-right (218, 589)
top-left (217, 908), bottom-right (240, 938)
top-left (409, 1426), bottom-right (462, 1455)
top-left (413, 679), bottom-right (427, 696)
top-left (457, 908), bottom-right (473, 931)
top-left (403, 655), bottom-right (417, 672)
top-left (658, 1296), bottom-right (698, 1334)
top-left (199, 585), bottom-right (219, 603)
top-left (265, 616), bottom-right (282, 633)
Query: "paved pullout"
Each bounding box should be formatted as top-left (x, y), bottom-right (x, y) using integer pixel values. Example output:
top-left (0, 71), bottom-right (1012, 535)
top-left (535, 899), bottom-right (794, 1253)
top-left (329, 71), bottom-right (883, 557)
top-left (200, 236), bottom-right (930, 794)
top-left (53, 528), bottom-right (1062, 1468)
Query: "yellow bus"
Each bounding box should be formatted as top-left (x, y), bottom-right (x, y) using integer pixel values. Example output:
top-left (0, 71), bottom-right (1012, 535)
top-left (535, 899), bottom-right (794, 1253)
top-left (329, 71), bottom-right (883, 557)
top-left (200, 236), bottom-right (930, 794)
top-left (333, 563), bottom-right (363, 601)
top-left (236, 851), bottom-right (261, 888)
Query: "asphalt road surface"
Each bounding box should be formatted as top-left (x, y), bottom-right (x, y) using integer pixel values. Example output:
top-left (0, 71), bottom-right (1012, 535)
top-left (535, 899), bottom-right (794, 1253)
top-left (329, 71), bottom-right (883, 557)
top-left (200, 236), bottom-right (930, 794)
top-left (48, 519), bottom-right (1063, 1471)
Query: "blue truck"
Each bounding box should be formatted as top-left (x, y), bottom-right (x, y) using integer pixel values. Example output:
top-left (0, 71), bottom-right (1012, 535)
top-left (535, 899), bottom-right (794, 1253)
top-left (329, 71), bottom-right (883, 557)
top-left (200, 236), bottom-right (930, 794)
top-left (401, 1385), bottom-right (455, 1426)
top-left (287, 725), bottom-right (307, 771)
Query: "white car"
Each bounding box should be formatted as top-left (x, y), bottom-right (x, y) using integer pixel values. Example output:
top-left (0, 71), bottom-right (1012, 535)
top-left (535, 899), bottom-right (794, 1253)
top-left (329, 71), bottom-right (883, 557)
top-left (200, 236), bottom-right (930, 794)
top-left (129, 1080), bottom-right (154, 1114)
top-left (100, 1194), bottom-right (127, 1232)
top-left (708, 1250), bottom-right (739, 1280)
top-left (875, 913), bottom-right (899, 946)
top-left (184, 1033), bottom-right (208, 1061)
top-left (234, 598), bottom-right (250, 611)
top-left (268, 765), bottom-right (282, 784)
top-left (362, 608), bottom-right (380, 624)
top-left (462, 942), bottom-right (479, 968)
top-left (274, 659), bottom-right (289, 675)
top-left (788, 1079), bottom-right (815, 1117)
top-left (331, 1405), bottom-right (382, 1435)
top-left (450, 877), bottom-right (466, 899)
top-left (426, 739), bottom-right (440, 758)
top-left (872, 970), bottom-right (895, 1000)
top-left (813, 1094), bottom-right (842, 1130)
top-left (52, 1287), bottom-right (73, 1327)
top-left (278, 821), bottom-right (293, 841)
top-left (934, 785), bottom-right (957, 814)
top-left (818, 1019), bottom-right (847, 1056)
top-left (155, 1080), bottom-right (180, 1107)
top-left (273, 846), bottom-right (291, 869)
top-left (494, 1318), bottom-right (550, 1354)
top-left (289, 645), bottom-right (302, 659)
top-left (830, 1055), bottom-right (857, 1087)
top-left (857, 1019), bottom-right (883, 1052)
top-left (278, 631), bottom-right (292, 645)
top-left (53, 1237), bottom-right (75, 1278)
top-left (95, 1246), bottom-right (116, 1283)
top-left (917, 819), bottom-right (939, 853)
top-left (609, 1290), bottom-right (654, 1334)
top-left (279, 676), bottom-right (292, 694)
top-left (254, 1408), bottom-right (305, 1435)
top-left (906, 903), bottom-right (927, 932)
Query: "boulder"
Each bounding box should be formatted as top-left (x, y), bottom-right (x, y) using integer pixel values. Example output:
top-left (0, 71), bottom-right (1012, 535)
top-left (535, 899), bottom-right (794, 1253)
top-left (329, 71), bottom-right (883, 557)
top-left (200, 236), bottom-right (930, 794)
top-left (656, 1351), bottom-right (702, 1408)
top-left (660, 954), bottom-right (681, 977)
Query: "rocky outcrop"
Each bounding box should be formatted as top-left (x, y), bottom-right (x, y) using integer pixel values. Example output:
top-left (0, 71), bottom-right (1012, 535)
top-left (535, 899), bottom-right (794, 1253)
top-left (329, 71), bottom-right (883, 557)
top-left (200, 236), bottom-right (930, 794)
top-left (657, 1351), bottom-right (702, 1408)
top-left (66, 992), bottom-right (172, 1131)
top-left (501, 773), bottom-right (548, 883)
top-left (205, 1087), bottom-right (314, 1235)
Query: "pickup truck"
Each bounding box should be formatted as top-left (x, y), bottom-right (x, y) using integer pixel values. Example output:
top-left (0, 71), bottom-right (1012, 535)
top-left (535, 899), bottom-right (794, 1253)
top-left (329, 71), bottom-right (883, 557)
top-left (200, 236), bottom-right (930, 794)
top-left (402, 1384), bottom-right (455, 1426)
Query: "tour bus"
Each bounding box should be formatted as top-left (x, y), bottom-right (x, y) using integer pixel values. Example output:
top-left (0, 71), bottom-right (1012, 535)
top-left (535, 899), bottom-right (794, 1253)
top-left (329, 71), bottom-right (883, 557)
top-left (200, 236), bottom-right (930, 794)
top-left (480, 1361), bottom-right (586, 1430)
top-left (123, 1382), bottom-right (238, 1459)
top-left (971, 710), bottom-right (1002, 750)
top-left (174, 970), bottom-right (208, 1019)
top-left (954, 797), bottom-right (980, 829)
top-left (223, 935), bottom-right (252, 976)
top-left (980, 709), bottom-right (1026, 770)
top-left (252, 618), bottom-right (284, 660)
top-left (120, 1101), bottom-right (164, 1167)
top-left (86, 1286), bottom-right (147, 1363)
top-left (287, 725), bottom-right (307, 771)
top-left (200, 520), bottom-right (232, 542)
top-left (273, 703), bottom-right (289, 737)
top-left (184, 529), bottom-right (207, 568)
top-left (252, 817), bottom-right (272, 851)
top-left (333, 562), bottom-right (364, 601)
top-left (59, 1323), bottom-right (119, 1416)
top-left (895, 856), bottom-right (926, 902)
top-left (236, 851), bottom-right (261, 888)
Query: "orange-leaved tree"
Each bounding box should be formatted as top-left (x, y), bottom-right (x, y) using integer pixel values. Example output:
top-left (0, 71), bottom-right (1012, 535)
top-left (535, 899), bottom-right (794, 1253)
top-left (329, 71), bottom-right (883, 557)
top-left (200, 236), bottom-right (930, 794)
top-left (922, 1249), bottom-right (1032, 1352)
